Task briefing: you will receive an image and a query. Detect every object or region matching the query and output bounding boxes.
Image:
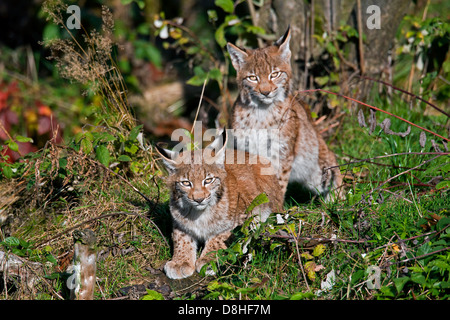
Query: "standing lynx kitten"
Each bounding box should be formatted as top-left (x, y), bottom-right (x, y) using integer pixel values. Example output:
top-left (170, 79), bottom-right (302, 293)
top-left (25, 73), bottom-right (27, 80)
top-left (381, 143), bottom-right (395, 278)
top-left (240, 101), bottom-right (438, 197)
top-left (227, 27), bottom-right (343, 201)
top-left (156, 130), bottom-right (283, 279)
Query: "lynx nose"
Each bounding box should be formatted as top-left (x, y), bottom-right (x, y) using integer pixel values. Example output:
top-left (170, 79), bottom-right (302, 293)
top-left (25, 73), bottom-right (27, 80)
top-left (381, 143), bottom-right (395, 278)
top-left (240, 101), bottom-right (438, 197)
top-left (193, 197), bottom-right (205, 204)
top-left (260, 90), bottom-right (271, 96)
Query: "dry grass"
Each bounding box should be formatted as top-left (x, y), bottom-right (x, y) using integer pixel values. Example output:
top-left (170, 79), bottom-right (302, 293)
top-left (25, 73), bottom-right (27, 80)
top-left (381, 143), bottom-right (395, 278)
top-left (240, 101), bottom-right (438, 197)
top-left (41, 0), bottom-right (135, 131)
top-left (0, 137), bottom-right (168, 299)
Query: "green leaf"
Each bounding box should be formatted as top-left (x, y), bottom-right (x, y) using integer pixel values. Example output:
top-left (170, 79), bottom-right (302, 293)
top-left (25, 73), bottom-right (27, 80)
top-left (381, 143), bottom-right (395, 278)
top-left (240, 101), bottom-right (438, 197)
top-left (45, 253), bottom-right (58, 265)
top-left (207, 9), bottom-right (218, 22)
top-left (209, 68), bottom-right (222, 83)
top-left (301, 252), bottom-right (314, 260)
top-left (2, 165), bottom-right (13, 179)
top-left (351, 269), bottom-right (365, 285)
top-left (187, 66), bottom-right (208, 86)
top-left (95, 145), bottom-right (110, 167)
top-left (118, 155), bottom-right (132, 162)
top-left (312, 244), bottom-right (326, 257)
top-left (16, 135), bottom-right (33, 143)
top-left (290, 291), bottom-right (315, 300)
top-left (141, 289), bottom-right (164, 300)
top-left (245, 193), bottom-right (269, 214)
top-left (393, 277), bottom-right (410, 293)
top-left (124, 144), bottom-right (139, 154)
top-left (314, 76), bottom-right (330, 86)
top-left (3, 236), bottom-right (20, 247)
top-left (215, 0), bottom-right (234, 13)
top-left (7, 140), bottom-right (19, 152)
top-left (42, 23), bottom-right (60, 41)
top-left (437, 217), bottom-right (450, 231)
top-left (81, 138), bottom-right (93, 155)
top-left (246, 25), bottom-right (266, 35)
top-left (59, 157), bottom-right (68, 169)
top-left (436, 180), bottom-right (450, 189)
top-left (129, 124), bottom-right (143, 141)
top-left (411, 273), bottom-right (427, 286)
top-left (215, 23), bottom-right (227, 47)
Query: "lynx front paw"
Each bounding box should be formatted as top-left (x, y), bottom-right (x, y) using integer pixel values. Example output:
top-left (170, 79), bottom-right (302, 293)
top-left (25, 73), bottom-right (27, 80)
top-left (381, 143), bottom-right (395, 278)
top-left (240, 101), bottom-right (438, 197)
top-left (164, 260), bottom-right (195, 279)
top-left (195, 258), bottom-right (216, 276)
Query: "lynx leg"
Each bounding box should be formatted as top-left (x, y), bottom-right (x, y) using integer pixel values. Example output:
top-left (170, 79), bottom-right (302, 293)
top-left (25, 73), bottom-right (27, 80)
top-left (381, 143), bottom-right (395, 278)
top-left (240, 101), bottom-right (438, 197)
top-left (195, 231), bottom-right (231, 274)
top-left (165, 228), bottom-right (197, 279)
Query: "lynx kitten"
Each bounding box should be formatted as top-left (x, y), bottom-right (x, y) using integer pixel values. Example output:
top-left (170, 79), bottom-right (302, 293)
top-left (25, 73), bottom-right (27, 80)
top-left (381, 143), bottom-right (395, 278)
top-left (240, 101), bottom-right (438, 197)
top-left (227, 27), bottom-right (343, 201)
top-left (156, 130), bottom-right (283, 279)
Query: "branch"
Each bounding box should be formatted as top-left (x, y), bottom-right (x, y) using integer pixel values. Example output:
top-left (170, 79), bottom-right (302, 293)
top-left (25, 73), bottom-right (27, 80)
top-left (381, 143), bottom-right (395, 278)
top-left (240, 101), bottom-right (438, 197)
top-left (323, 151), bottom-right (449, 171)
top-left (298, 89), bottom-right (450, 142)
top-left (358, 76), bottom-right (450, 118)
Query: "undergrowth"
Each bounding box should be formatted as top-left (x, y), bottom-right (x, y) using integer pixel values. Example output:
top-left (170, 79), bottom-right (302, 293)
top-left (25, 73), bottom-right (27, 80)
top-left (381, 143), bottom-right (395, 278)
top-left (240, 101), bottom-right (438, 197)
top-left (0, 0), bottom-right (448, 300)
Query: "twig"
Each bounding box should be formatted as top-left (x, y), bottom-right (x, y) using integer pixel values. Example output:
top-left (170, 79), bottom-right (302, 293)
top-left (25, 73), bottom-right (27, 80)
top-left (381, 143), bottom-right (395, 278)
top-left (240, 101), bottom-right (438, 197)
top-left (291, 232), bottom-right (310, 291)
top-left (386, 246), bottom-right (450, 267)
top-left (298, 89), bottom-right (450, 142)
top-left (191, 76), bottom-right (208, 134)
top-left (324, 151), bottom-right (449, 171)
top-left (36, 211), bottom-right (169, 249)
top-left (382, 189), bottom-right (413, 204)
top-left (358, 76), bottom-right (450, 118)
top-left (367, 154), bottom-right (443, 196)
top-left (265, 233), bottom-right (367, 244)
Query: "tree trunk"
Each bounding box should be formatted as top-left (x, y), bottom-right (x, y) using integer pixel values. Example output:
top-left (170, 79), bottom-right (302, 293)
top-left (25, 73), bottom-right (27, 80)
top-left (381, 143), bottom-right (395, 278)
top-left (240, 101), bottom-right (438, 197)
top-left (258, 0), bottom-right (413, 95)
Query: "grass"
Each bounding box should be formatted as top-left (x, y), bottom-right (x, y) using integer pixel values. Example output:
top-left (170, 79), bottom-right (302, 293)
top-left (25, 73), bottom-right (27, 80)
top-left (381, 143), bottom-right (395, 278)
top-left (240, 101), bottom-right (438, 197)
top-left (0, 0), bottom-right (448, 301)
top-left (0, 74), bottom-right (448, 300)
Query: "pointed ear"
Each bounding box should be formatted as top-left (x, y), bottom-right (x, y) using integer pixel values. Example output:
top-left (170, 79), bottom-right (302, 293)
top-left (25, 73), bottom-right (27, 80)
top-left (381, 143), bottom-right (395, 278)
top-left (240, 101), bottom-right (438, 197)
top-left (227, 43), bottom-right (248, 72)
top-left (155, 143), bottom-right (178, 173)
top-left (275, 26), bottom-right (291, 60)
top-left (205, 129), bottom-right (227, 165)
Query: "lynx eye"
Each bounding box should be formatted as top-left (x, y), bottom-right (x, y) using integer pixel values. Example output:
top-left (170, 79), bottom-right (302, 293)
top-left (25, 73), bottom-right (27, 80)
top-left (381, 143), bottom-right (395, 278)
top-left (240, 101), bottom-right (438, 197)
top-left (247, 75), bottom-right (258, 82)
top-left (270, 71), bottom-right (281, 79)
top-left (203, 177), bottom-right (215, 185)
top-left (180, 180), bottom-right (192, 187)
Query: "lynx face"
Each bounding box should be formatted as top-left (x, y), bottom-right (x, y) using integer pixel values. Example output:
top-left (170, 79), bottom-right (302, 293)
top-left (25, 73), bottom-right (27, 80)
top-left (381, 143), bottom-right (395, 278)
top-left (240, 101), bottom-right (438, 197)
top-left (227, 29), bottom-right (292, 107)
top-left (175, 169), bottom-right (222, 211)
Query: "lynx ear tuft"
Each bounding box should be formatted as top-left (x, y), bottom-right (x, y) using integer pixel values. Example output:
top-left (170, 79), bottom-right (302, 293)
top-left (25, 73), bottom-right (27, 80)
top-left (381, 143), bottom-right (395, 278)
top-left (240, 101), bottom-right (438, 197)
top-left (155, 144), bottom-right (178, 174)
top-left (275, 26), bottom-right (291, 60)
top-left (227, 43), bottom-right (248, 72)
top-left (205, 129), bottom-right (227, 165)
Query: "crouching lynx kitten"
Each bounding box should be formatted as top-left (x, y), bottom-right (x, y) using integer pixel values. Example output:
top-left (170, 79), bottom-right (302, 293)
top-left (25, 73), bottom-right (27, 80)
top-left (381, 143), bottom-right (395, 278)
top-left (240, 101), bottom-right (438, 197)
top-left (156, 130), bottom-right (283, 279)
top-left (227, 27), bottom-right (344, 201)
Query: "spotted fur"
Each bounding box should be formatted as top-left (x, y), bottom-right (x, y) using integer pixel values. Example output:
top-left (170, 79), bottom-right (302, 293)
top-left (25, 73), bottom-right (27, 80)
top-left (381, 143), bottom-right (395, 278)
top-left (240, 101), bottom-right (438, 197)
top-left (156, 131), bottom-right (283, 279)
top-left (227, 27), bottom-right (344, 201)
